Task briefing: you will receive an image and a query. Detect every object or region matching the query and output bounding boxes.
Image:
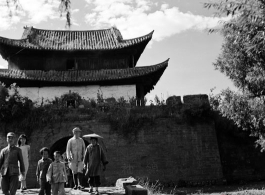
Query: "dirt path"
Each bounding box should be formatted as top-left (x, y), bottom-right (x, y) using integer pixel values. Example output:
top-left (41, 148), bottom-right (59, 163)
top-left (0, 187), bottom-right (125, 195)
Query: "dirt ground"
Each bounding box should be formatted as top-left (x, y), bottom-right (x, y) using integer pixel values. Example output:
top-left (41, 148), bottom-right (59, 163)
top-left (0, 181), bottom-right (265, 195)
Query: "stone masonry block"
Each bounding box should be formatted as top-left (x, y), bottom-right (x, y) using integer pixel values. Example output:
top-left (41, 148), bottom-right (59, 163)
top-left (166, 95), bottom-right (182, 106)
top-left (116, 177), bottom-right (138, 189)
top-left (125, 185), bottom-right (148, 195)
top-left (183, 94), bottom-right (209, 105)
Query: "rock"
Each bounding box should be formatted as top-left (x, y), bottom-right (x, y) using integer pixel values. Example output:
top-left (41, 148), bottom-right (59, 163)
top-left (116, 177), bottom-right (138, 189)
top-left (125, 185), bottom-right (147, 195)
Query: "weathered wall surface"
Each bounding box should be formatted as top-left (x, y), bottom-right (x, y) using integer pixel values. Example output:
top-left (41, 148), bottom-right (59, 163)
top-left (0, 118), bottom-right (222, 188)
top-left (18, 85), bottom-right (136, 105)
top-left (214, 113), bottom-right (265, 183)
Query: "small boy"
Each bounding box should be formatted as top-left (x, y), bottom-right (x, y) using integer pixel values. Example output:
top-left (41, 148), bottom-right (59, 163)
top-left (36, 147), bottom-right (53, 195)
top-left (47, 151), bottom-right (68, 195)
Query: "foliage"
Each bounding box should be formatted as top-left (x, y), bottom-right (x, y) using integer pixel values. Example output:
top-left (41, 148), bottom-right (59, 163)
top-left (0, 84), bottom-right (212, 139)
top-left (59, 0), bottom-right (71, 27)
top-left (154, 95), bottom-right (166, 106)
top-left (205, 0), bottom-right (265, 96)
top-left (59, 91), bottom-right (82, 107)
top-left (210, 88), bottom-right (265, 150)
top-left (0, 83), bottom-right (33, 123)
top-left (205, 0), bottom-right (265, 150)
top-left (138, 179), bottom-right (165, 195)
top-left (5, 0), bottom-right (71, 27)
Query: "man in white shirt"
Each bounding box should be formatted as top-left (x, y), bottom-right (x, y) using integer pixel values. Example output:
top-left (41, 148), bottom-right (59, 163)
top-left (66, 127), bottom-right (86, 190)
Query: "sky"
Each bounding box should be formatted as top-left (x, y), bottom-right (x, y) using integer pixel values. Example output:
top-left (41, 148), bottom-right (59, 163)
top-left (0, 0), bottom-right (236, 102)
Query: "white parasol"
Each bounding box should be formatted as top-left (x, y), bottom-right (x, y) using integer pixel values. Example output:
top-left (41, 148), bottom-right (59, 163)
top-left (83, 133), bottom-right (104, 139)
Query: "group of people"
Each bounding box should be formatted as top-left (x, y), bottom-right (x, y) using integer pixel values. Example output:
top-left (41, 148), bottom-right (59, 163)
top-left (0, 127), bottom-right (108, 195)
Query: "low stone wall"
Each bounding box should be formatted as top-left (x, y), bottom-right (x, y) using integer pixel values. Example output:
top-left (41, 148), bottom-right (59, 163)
top-left (0, 118), bottom-right (222, 188)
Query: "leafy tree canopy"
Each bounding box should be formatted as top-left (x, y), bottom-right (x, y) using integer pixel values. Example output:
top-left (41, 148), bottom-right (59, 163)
top-left (5, 0), bottom-right (71, 27)
top-left (205, 0), bottom-right (265, 150)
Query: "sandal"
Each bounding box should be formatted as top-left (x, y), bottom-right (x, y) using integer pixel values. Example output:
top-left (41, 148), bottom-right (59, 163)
top-left (78, 185), bottom-right (85, 190)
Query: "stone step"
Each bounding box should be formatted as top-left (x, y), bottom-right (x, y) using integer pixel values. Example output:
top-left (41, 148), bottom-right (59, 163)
top-left (124, 185), bottom-right (148, 195)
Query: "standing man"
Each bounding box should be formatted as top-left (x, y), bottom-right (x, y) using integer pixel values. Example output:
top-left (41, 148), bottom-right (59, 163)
top-left (66, 127), bottom-right (86, 190)
top-left (0, 132), bottom-right (25, 195)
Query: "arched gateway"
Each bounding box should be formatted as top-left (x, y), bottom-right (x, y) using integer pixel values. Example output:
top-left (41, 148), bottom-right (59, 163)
top-left (49, 136), bottom-right (90, 187)
top-left (50, 136), bottom-right (90, 159)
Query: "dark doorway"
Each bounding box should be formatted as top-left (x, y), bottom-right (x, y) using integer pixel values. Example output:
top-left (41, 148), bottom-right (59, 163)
top-left (50, 136), bottom-right (89, 159)
top-left (50, 136), bottom-right (90, 188)
top-left (66, 59), bottom-right (75, 70)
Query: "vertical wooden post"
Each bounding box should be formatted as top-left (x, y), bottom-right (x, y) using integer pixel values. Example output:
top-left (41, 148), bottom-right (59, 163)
top-left (132, 55), bottom-right (134, 68)
top-left (136, 98), bottom-right (141, 106)
top-left (136, 84), bottom-right (145, 106)
top-left (139, 85), bottom-right (145, 107)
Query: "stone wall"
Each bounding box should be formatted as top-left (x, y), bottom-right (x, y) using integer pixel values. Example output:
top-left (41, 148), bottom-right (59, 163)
top-left (1, 93), bottom-right (265, 188)
top-left (214, 113), bottom-right (265, 183)
top-left (0, 118), bottom-right (223, 188)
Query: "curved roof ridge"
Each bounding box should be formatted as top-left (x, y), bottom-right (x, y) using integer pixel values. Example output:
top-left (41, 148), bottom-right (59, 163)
top-left (0, 59), bottom-right (168, 94)
top-left (0, 26), bottom-right (153, 51)
top-left (122, 30), bottom-right (154, 42)
top-left (24, 26), bottom-right (115, 33)
top-left (0, 36), bottom-right (28, 42)
top-left (134, 58), bottom-right (169, 69)
top-left (23, 26), bottom-right (153, 41)
top-left (0, 59), bottom-right (168, 76)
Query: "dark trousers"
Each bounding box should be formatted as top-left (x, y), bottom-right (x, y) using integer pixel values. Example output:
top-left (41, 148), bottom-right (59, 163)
top-left (39, 178), bottom-right (51, 195)
top-left (1, 175), bottom-right (19, 195)
top-left (89, 176), bottom-right (100, 187)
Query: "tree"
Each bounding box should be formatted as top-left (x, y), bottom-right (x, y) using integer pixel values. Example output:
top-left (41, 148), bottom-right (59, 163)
top-left (5, 0), bottom-right (71, 27)
top-left (205, 0), bottom-right (265, 150)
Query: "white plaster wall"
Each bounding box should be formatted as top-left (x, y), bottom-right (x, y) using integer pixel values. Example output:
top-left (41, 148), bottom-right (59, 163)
top-left (18, 85), bottom-right (136, 105)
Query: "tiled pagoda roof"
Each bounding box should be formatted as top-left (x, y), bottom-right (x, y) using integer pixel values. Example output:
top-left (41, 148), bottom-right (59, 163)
top-left (0, 59), bottom-right (168, 89)
top-left (0, 26), bottom-right (153, 51)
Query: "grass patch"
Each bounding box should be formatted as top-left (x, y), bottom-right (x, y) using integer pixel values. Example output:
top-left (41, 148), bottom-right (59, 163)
top-left (137, 178), bottom-right (265, 195)
top-left (194, 189), bottom-right (265, 195)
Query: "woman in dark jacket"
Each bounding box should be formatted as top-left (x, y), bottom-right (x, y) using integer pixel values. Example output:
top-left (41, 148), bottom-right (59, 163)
top-left (83, 137), bottom-right (108, 195)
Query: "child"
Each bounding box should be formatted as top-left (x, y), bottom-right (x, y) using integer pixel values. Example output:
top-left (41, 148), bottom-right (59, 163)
top-left (47, 151), bottom-right (68, 195)
top-left (62, 152), bottom-right (73, 188)
top-left (17, 134), bottom-right (31, 191)
top-left (36, 147), bottom-right (53, 195)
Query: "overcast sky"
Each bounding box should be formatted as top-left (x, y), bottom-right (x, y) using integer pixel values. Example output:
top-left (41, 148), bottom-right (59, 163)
top-left (0, 0), bottom-right (236, 102)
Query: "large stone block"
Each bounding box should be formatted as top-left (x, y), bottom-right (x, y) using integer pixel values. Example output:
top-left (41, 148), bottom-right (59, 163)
top-left (125, 185), bottom-right (147, 195)
top-left (166, 95), bottom-right (182, 106)
top-left (183, 94), bottom-right (209, 105)
top-left (116, 177), bottom-right (138, 189)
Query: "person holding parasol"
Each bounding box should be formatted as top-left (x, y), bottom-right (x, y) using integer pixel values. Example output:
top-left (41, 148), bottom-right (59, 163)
top-left (83, 133), bottom-right (108, 195)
